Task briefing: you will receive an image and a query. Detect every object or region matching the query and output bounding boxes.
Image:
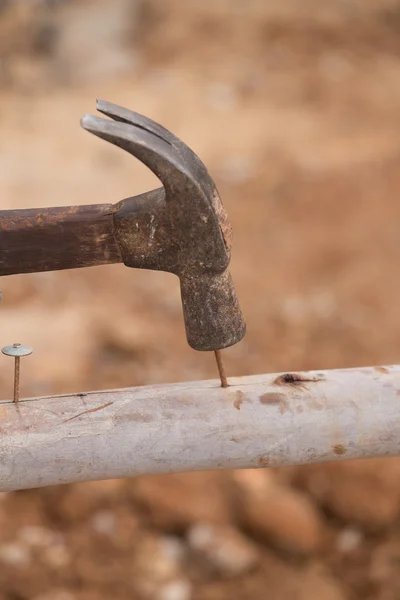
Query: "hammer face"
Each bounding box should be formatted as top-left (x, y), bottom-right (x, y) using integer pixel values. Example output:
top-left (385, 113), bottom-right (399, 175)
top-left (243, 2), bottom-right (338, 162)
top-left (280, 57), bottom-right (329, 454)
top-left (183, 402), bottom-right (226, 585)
top-left (82, 100), bottom-right (246, 351)
top-left (180, 270), bottom-right (246, 351)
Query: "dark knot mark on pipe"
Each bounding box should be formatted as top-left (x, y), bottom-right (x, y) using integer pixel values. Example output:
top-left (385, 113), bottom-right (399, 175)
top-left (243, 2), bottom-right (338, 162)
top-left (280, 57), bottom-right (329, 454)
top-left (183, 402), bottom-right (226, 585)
top-left (62, 401), bottom-right (114, 423)
top-left (273, 372), bottom-right (324, 388)
top-left (333, 444), bottom-right (347, 455)
top-left (258, 456), bottom-right (270, 467)
top-left (77, 392), bottom-right (88, 407)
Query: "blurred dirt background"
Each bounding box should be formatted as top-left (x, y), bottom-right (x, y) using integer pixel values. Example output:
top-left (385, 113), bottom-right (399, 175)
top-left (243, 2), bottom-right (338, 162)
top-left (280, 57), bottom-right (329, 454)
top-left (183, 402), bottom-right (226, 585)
top-left (1, 0), bottom-right (400, 598)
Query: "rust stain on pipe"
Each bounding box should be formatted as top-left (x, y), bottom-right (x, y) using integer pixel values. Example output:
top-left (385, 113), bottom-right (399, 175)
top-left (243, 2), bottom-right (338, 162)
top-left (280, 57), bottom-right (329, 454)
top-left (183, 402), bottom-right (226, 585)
top-left (259, 392), bottom-right (290, 414)
top-left (333, 444), bottom-right (347, 455)
top-left (233, 390), bottom-right (245, 410)
top-left (260, 392), bottom-right (286, 405)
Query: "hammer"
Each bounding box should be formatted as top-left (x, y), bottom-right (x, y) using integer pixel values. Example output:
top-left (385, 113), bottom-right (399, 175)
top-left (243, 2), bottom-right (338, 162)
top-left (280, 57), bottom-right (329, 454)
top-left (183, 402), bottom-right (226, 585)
top-left (0, 100), bottom-right (246, 383)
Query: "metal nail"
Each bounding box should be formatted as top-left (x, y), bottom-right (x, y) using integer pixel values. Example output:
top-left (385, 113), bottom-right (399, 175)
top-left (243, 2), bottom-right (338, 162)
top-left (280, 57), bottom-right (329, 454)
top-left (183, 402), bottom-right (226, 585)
top-left (214, 349), bottom-right (228, 388)
top-left (2, 343), bottom-right (33, 403)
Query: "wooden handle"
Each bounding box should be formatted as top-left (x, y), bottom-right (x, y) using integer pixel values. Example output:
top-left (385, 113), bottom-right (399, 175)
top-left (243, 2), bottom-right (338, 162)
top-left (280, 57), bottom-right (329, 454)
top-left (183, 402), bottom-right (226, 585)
top-left (0, 204), bottom-right (122, 276)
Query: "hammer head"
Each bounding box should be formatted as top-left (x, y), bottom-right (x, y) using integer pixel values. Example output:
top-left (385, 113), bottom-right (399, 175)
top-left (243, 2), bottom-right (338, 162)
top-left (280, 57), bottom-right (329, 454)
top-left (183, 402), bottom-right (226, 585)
top-left (81, 100), bottom-right (245, 351)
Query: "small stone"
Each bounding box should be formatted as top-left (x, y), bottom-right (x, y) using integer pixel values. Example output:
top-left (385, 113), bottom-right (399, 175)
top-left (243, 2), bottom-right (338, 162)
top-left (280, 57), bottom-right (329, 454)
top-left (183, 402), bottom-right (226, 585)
top-left (129, 472), bottom-right (231, 530)
top-left (0, 542), bottom-right (31, 567)
top-left (187, 522), bottom-right (259, 576)
top-left (33, 591), bottom-right (75, 600)
top-left (297, 563), bottom-right (346, 600)
top-left (233, 469), bottom-right (276, 494)
top-left (18, 525), bottom-right (61, 547)
top-left (298, 459), bottom-right (400, 530)
top-left (336, 527), bottom-right (363, 554)
top-left (132, 534), bottom-right (189, 600)
top-left (91, 510), bottom-right (116, 536)
top-left (133, 535), bottom-right (183, 582)
top-left (156, 580), bottom-right (191, 600)
top-left (370, 540), bottom-right (400, 584)
top-left (160, 536), bottom-right (186, 563)
top-left (41, 543), bottom-right (71, 568)
top-left (53, 480), bottom-right (125, 522)
top-left (232, 470), bottom-right (322, 555)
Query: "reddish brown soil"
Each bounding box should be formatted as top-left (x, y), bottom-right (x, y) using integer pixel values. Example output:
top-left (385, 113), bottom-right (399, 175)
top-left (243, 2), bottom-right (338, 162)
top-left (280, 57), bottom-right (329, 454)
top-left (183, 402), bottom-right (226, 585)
top-left (1, 1), bottom-right (400, 599)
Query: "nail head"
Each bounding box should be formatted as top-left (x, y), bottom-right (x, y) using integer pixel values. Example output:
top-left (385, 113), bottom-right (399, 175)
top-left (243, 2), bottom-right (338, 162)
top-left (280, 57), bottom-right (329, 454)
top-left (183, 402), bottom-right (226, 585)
top-left (2, 344), bottom-right (33, 358)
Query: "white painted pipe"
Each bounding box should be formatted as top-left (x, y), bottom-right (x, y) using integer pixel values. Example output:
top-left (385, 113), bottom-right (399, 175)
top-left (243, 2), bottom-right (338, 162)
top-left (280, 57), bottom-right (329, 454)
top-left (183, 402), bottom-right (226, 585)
top-left (0, 365), bottom-right (399, 491)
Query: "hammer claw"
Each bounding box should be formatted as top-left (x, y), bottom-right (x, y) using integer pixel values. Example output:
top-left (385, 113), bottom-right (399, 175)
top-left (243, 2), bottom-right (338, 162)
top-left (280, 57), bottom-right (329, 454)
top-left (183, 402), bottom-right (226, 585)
top-left (90, 100), bottom-right (213, 194)
top-left (80, 113), bottom-right (192, 191)
top-left (96, 99), bottom-right (175, 147)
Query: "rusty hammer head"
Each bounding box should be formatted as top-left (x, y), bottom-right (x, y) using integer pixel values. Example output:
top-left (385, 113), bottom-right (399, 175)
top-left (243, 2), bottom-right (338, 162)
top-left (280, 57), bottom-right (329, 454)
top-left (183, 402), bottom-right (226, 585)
top-left (81, 100), bottom-right (245, 351)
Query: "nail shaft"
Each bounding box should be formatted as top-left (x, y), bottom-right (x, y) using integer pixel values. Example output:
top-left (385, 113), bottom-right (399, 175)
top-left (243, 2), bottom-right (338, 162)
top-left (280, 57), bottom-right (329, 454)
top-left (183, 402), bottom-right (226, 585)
top-left (13, 356), bottom-right (20, 403)
top-left (214, 349), bottom-right (228, 388)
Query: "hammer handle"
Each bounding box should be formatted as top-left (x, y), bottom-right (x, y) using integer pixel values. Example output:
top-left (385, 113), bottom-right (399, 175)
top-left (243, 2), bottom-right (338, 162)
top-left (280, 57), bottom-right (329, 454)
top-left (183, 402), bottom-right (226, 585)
top-left (0, 204), bottom-right (122, 276)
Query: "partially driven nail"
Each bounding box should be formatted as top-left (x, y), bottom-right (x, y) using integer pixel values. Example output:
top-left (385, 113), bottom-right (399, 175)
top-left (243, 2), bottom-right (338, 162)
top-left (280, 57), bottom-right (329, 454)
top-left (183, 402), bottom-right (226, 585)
top-left (214, 349), bottom-right (228, 388)
top-left (2, 343), bottom-right (33, 402)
